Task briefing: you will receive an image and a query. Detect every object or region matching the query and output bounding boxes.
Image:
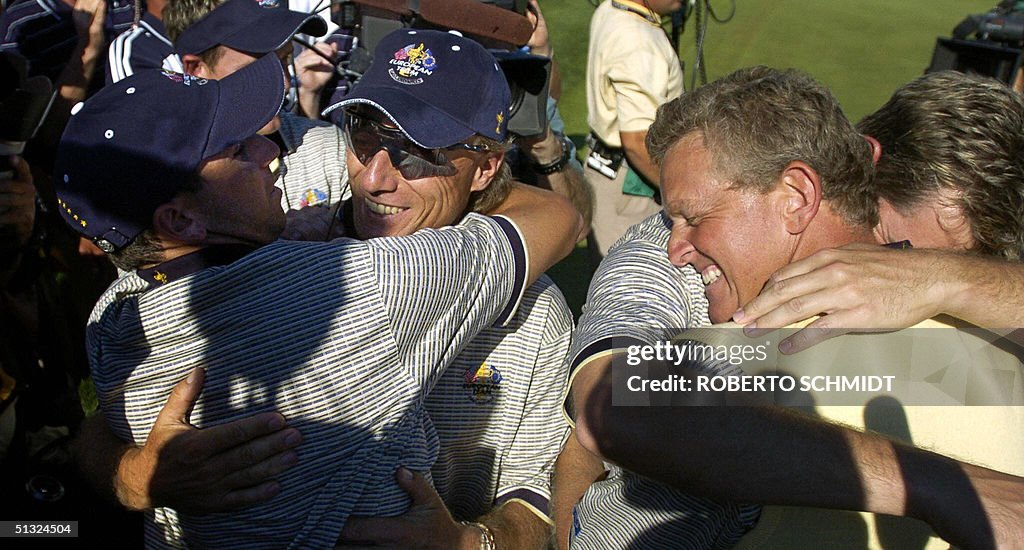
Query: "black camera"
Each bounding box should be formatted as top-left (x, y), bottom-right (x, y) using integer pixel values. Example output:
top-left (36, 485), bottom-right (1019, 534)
top-left (324, 0), bottom-right (550, 137)
top-left (927, 1), bottom-right (1024, 83)
top-left (0, 52), bottom-right (55, 177)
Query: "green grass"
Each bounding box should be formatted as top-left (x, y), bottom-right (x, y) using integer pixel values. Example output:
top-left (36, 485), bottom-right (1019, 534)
top-left (545, 0), bottom-right (994, 133)
top-left (541, 0), bottom-right (995, 316)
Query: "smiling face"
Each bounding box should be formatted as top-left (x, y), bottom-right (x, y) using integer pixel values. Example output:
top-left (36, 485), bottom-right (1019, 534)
top-left (345, 114), bottom-right (493, 238)
top-left (663, 134), bottom-right (791, 323)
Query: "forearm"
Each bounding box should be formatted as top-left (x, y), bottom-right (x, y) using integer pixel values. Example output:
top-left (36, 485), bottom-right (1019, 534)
top-left (523, 132), bottom-right (592, 230)
top-left (39, 41), bottom-right (103, 146)
top-left (489, 183), bottom-right (585, 283)
top-left (570, 353), bottom-right (1024, 545)
top-left (551, 430), bottom-right (605, 550)
top-left (73, 414), bottom-right (139, 509)
top-left (619, 130), bottom-right (660, 188)
top-left (297, 89), bottom-right (322, 121)
top-left (571, 356), bottom-right (907, 514)
top-left (940, 252), bottom-right (1024, 327)
top-left (477, 500), bottom-right (550, 550)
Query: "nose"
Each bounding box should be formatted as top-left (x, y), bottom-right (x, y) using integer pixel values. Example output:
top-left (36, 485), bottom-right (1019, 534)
top-left (667, 225), bottom-right (696, 267)
top-left (357, 149), bottom-right (401, 194)
top-left (244, 135), bottom-right (280, 169)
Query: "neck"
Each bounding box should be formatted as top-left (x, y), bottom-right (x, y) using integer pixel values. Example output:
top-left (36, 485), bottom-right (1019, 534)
top-left (141, 241), bottom-right (202, 270)
top-left (147, 0), bottom-right (166, 19)
top-left (791, 203), bottom-right (876, 263)
top-left (612, 0), bottom-right (661, 23)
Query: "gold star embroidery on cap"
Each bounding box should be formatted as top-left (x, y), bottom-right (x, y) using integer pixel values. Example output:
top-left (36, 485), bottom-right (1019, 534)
top-left (495, 112), bottom-right (504, 134)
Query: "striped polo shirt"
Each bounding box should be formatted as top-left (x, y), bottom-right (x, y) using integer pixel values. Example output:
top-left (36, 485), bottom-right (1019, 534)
top-left (327, 180), bottom-right (572, 522)
top-left (275, 111), bottom-right (350, 211)
top-left (428, 274), bottom-right (572, 523)
top-left (565, 212), bottom-right (761, 549)
top-left (88, 214), bottom-right (528, 548)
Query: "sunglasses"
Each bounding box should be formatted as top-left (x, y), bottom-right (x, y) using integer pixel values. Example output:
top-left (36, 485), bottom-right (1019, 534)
top-left (343, 111), bottom-right (491, 180)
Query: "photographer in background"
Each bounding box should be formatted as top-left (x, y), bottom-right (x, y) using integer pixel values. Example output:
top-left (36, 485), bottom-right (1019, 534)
top-left (583, 0), bottom-right (683, 262)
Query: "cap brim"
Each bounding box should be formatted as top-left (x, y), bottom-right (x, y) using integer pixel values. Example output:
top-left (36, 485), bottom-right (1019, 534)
top-left (205, 53), bottom-right (286, 158)
top-left (325, 87), bottom-right (478, 149)
top-left (225, 12), bottom-right (327, 53)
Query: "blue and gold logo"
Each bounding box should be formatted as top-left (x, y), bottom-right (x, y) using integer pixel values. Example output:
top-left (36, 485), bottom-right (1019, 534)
top-left (463, 363), bottom-right (502, 404)
top-left (388, 43), bottom-right (437, 85)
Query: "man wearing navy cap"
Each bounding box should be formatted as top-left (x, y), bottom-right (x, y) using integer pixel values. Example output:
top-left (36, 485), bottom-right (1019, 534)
top-left (57, 37), bottom-right (582, 549)
top-left (163, 0), bottom-right (347, 211)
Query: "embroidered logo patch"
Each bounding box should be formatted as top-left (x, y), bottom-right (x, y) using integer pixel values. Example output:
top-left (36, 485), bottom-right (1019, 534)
top-left (388, 43), bottom-right (437, 85)
top-left (463, 363), bottom-right (502, 404)
top-left (300, 188), bottom-right (328, 208)
top-left (256, 0), bottom-right (280, 8)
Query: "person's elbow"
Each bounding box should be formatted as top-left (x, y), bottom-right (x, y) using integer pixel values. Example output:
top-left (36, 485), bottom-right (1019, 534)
top-left (570, 362), bottom-right (630, 463)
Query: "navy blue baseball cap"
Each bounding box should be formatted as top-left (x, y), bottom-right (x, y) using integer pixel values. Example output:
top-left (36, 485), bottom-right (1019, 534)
top-left (322, 29), bottom-right (511, 149)
top-left (53, 53), bottom-right (286, 252)
top-left (175, 0), bottom-right (327, 57)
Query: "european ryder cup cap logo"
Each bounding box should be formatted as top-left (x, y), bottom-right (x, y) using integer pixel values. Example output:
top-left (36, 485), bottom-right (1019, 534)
top-left (388, 43), bottom-right (437, 85)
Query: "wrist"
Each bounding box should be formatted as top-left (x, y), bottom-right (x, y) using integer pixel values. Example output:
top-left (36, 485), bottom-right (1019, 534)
top-left (458, 521), bottom-right (496, 550)
top-left (114, 446), bottom-right (153, 511)
top-left (531, 134), bottom-right (573, 175)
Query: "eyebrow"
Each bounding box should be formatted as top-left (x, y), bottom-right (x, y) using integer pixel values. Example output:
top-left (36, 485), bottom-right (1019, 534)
top-left (664, 197), bottom-right (706, 217)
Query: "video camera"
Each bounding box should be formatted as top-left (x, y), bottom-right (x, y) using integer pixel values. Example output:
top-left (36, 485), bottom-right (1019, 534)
top-left (0, 52), bottom-right (54, 178)
top-left (323, 0), bottom-right (551, 137)
top-left (927, 0), bottom-right (1024, 84)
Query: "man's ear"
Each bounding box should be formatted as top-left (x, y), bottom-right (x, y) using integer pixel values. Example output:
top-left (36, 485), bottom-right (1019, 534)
top-left (181, 54), bottom-right (208, 78)
top-left (152, 198), bottom-right (206, 245)
top-left (864, 135), bottom-right (882, 166)
top-left (777, 161), bottom-right (821, 235)
top-left (470, 152), bottom-right (505, 192)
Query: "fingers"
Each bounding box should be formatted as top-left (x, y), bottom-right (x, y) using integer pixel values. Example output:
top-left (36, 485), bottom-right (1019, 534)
top-left (197, 411), bottom-right (296, 455)
top-left (216, 480), bottom-right (282, 511)
top-left (339, 517), bottom-right (402, 545)
top-left (394, 467), bottom-right (434, 505)
top-left (1, 156), bottom-right (33, 187)
top-left (204, 426), bottom-right (302, 481)
top-left (737, 271), bottom-right (834, 333)
top-left (154, 368), bottom-right (205, 426)
top-left (777, 317), bottom-right (850, 355)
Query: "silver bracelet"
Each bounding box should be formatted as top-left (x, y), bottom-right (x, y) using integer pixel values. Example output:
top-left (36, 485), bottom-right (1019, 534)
top-left (459, 520), bottom-right (496, 550)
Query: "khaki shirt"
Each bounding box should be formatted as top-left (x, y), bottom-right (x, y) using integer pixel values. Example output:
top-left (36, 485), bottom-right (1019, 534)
top-left (586, 0), bottom-right (683, 147)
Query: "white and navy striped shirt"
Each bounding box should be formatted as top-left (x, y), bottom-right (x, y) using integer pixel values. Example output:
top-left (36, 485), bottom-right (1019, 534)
top-left (275, 111), bottom-right (350, 211)
top-left (565, 212), bottom-right (761, 549)
top-left (88, 214), bottom-right (528, 548)
top-left (428, 274), bottom-right (572, 523)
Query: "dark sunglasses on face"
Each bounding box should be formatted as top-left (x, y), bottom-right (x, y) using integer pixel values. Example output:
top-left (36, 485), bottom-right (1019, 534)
top-left (343, 111), bottom-right (492, 180)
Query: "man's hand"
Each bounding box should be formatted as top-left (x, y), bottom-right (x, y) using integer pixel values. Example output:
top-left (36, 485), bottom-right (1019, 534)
top-left (525, 0), bottom-right (551, 57)
top-left (71, 0), bottom-right (106, 50)
top-left (337, 468), bottom-right (480, 549)
top-left (115, 367), bottom-right (303, 512)
top-left (0, 157), bottom-right (36, 247)
top-left (734, 244), bottom-right (948, 353)
top-left (295, 42), bottom-right (338, 118)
